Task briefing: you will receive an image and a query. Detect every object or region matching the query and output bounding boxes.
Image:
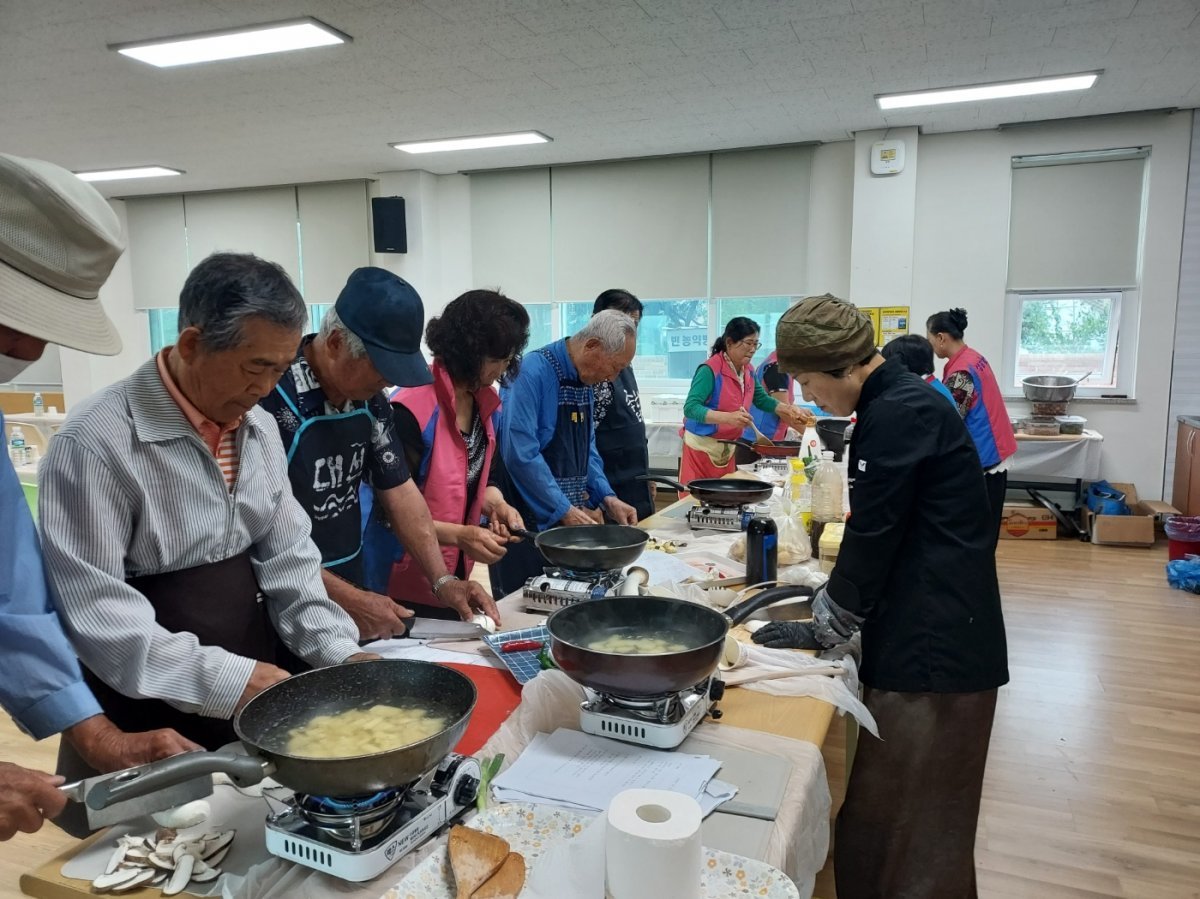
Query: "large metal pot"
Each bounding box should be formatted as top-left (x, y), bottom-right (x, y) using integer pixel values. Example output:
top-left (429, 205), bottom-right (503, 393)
top-left (85, 660), bottom-right (477, 808)
top-left (510, 524), bottom-right (648, 572)
top-left (547, 586), bottom-right (812, 698)
top-left (1021, 373), bottom-right (1091, 403)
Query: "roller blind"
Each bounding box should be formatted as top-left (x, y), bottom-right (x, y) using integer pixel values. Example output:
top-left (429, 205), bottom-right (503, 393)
top-left (711, 146), bottom-right (812, 296)
top-left (470, 169), bottom-right (551, 302)
top-left (125, 195), bottom-right (188, 309)
top-left (551, 156), bottom-right (709, 300)
top-left (184, 187), bottom-right (301, 287)
top-left (1008, 156), bottom-right (1145, 289)
top-left (297, 181), bottom-right (370, 303)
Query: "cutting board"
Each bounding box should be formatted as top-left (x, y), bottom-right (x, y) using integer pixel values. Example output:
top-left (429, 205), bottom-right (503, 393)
top-left (445, 663), bottom-right (523, 756)
top-left (680, 734), bottom-right (793, 821)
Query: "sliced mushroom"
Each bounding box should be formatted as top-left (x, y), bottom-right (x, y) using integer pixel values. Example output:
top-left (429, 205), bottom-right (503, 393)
top-left (171, 839), bottom-right (204, 863)
top-left (152, 799), bottom-right (211, 830)
top-left (204, 844), bottom-right (231, 868)
top-left (148, 851), bottom-right (176, 871)
top-left (103, 844), bottom-right (126, 875)
top-left (202, 830), bottom-right (235, 860)
top-left (190, 866), bottom-right (221, 884)
top-left (109, 868), bottom-right (158, 893)
top-left (163, 853), bottom-right (195, 897)
top-left (91, 868), bottom-right (142, 892)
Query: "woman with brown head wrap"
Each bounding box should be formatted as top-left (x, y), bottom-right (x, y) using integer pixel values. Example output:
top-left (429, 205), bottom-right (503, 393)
top-left (759, 294), bottom-right (1008, 899)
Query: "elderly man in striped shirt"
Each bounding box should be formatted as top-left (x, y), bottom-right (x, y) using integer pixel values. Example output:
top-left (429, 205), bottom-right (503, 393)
top-left (38, 252), bottom-right (374, 830)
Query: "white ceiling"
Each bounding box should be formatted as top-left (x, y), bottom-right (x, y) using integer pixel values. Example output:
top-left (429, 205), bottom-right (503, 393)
top-left (3, 0), bottom-right (1199, 196)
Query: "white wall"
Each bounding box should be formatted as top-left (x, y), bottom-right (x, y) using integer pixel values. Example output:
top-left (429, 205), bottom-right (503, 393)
top-left (60, 201), bottom-right (152, 407)
top-left (911, 112), bottom-right (1193, 500)
top-left (806, 141), bottom-right (854, 299)
top-left (850, 127), bottom-right (919, 308)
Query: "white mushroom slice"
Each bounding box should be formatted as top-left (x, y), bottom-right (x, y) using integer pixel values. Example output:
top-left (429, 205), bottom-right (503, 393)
top-left (152, 799), bottom-right (211, 830)
top-left (163, 854), bottom-right (195, 896)
top-left (202, 830), bottom-right (235, 860)
top-left (103, 844), bottom-right (127, 875)
top-left (204, 844), bottom-right (231, 868)
top-left (124, 846), bottom-right (152, 862)
top-left (172, 840), bottom-right (204, 863)
top-left (151, 871), bottom-right (168, 886)
top-left (155, 827), bottom-right (178, 843)
top-left (190, 866), bottom-right (220, 884)
top-left (110, 868), bottom-right (158, 893)
top-left (92, 868), bottom-right (141, 892)
top-left (148, 852), bottom-right (176, 871)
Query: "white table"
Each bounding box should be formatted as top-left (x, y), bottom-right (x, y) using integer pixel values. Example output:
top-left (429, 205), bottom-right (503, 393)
top-left (1010, 429), bottom-right (1103, 480)
top-left (4, 410), bottom-right (66, 447)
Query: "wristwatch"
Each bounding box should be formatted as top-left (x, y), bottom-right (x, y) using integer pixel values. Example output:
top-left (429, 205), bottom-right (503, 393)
top-left (431, 574), bottom-right (460, 596)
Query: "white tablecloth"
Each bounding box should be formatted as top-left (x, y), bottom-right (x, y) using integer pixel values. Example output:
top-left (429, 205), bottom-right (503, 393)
top-left (1010, 429), bottom-right (1103, 480)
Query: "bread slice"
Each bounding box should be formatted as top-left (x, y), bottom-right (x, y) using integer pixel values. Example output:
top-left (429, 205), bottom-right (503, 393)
top-left (449, 825), bottom-right (511, 899)
top-left (471, 852), bottom-right (527, 899)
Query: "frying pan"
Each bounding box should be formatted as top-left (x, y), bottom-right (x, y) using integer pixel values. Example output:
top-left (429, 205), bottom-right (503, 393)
top-left (641, 475), bottom-right (774, 507)
top-left (509, 524), bottom-right (648, 572)
top-left (719, 437), bottom-right (805, 458)
top-left (84, 660), bottom-right (477, 807)
top-left (548, 585), bottom-right (813, 697)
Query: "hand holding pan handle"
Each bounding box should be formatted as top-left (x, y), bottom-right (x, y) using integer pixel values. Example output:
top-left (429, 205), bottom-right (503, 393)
top-left (724, 584), bottom-right (814, 627)
top-left (85, 751), bottom-right (270, 810)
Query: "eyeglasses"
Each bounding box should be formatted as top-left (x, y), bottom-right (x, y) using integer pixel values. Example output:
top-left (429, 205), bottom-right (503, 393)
top-left (739, 339), bottom-right (761, 349)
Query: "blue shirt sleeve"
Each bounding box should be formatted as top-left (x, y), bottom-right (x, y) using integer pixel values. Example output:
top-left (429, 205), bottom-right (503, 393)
top-left (497, 356), bottom-right (574, 529)
top-left (0, 413), bottom-right (101, 739)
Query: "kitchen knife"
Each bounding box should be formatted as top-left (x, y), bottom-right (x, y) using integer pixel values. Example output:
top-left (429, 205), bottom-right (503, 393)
top-left (404, 618), bottom-right (489, 641)
top-left (59, 761), bottom-right (214, 829)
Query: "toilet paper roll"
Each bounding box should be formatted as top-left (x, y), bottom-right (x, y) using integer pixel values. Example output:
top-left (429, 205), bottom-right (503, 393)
top-left (605, 789), bottom-right (703, 899)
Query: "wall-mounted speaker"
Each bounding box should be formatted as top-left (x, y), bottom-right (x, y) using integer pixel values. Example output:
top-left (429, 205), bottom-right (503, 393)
top-left (371, 196), bottom-right (408, 253)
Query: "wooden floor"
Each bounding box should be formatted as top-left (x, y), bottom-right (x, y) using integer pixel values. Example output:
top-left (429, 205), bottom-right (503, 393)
top-left (3, 538), bottom-right (1199, 898)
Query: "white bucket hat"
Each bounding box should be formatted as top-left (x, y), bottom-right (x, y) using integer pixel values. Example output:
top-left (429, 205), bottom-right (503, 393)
top-left (0, 153), bottom-right (124, 355)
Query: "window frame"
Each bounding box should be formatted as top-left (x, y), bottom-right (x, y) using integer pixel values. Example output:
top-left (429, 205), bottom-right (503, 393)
top-left (1001, 288), bottom-right (1139, 399)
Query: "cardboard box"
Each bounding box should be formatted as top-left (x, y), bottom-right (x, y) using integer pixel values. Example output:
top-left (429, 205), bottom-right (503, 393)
top-left (1082, 482), bottom-right (1180, 547)
top-left (1000, 501), bottom-right (1058, 540)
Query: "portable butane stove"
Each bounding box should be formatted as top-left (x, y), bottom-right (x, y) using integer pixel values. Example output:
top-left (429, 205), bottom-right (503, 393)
top-left (523, 566), bottom-right (627, 613)
top-left (580, 676), bottom-right (725, 750)
top-left (686, 503), bottom-right (754, 532)
top-left (752, 458), bottom-right (791, 478)
top-left (264, 754), bottom-right (480, 882)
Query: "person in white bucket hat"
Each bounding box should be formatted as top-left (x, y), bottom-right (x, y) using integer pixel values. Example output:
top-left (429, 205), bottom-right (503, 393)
top-left (0, 153), bottom-right (198, 841)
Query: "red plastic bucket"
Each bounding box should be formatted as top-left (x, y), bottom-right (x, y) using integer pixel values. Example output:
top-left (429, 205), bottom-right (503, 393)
top-left (1165, 516), bottom-right (1200, 561)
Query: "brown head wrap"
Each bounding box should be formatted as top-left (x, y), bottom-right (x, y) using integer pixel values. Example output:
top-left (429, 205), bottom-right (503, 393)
top-left (775, 293), bottom-right (878, 374)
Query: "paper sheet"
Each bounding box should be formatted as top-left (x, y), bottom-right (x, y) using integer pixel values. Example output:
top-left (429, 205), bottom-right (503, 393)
top-left (491, 728), bottom-right (734, 815)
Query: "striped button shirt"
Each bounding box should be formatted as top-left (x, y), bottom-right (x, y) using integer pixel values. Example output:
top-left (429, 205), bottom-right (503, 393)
top-left (38, 359), bottom-right (362, 719)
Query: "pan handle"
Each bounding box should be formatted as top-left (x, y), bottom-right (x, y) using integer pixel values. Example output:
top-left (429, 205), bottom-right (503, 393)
top-left (639, 475), bottom-right (688, 492)
top-left (724, 584), bottom-right (814, 627)
top-left (85, 751), bottom-right (271, 811)
top-left (509, 527), bottom-right (538, 542)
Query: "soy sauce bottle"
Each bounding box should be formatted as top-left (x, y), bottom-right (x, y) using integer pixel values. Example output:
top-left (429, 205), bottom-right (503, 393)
top-left (746, 516), bottom-right (778, 586)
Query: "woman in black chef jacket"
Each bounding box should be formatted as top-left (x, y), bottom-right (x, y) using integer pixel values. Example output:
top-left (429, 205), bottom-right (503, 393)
top-left (756, 295), bottom-right (1008, 899)
top-left (591, 289), bottom-right (655, 520)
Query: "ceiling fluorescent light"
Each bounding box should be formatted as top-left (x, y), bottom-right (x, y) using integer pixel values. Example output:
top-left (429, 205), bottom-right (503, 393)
top-left (75, 166), bottom-right (184, 182)
top-left (877, 72), bottom-right (1100, 110)
top-left (110, 18), bottom-right (348, 68)
top-left (392, 132), bottom-right (552, 154)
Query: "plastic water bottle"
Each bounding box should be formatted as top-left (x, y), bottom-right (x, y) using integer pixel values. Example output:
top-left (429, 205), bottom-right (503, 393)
top-left (32, 392), bottom-right (44, 417)
top-left (811, 450), bottom-right (844, 544)
top-left (788, 457), bottom-right (812, 536)
top-left (9, 426), bottom-right (28, 466)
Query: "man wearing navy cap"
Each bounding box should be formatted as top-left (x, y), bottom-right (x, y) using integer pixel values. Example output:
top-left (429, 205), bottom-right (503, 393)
top-left (260, 267), bottom-right (499, 639)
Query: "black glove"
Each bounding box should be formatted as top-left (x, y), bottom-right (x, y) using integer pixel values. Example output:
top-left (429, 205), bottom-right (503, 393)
top-left (752, 620), bottom-right (823, 650)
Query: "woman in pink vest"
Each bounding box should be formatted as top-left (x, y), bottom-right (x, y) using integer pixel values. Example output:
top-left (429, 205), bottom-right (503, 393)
top-left (680, 317), bottom-right (811, 486)
top-left (928, 307), bottom-right (1017, 547)
top-left (361, 290), bottom-right (530, 618)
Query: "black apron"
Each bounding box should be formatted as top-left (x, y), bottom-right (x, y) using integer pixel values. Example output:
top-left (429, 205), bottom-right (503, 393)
top-left (56, 551), bottom-right (276, 835)
top-left (490, 349), bottom-right (593, 596)
top-left (595, 368), bottom-right (653, 520)
top-left (276, 389), bottom-right (375, 587)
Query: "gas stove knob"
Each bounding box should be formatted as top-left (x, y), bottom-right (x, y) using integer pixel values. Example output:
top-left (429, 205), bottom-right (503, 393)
top-left (709, 679), bottom-right (726, 702)
top-left (454, 774), bottom-right (480, 808)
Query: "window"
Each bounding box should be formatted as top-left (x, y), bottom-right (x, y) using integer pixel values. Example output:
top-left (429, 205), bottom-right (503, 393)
top-left (146, 304), bottom-right (334, 355)
top-left (715, 297), bottom-right (796, 365)
top-left (559, 299), bottom-right (709, 383)
top-left (525, 304), bottom-right (552, 353)
top-left (1002, 290), bottom-right (1137, 397)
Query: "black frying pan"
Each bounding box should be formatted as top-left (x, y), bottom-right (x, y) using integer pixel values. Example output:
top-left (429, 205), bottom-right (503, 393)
top-left (84, 660), bottom-right (477, 806)
top-left (718, 437), bottom-right (805, 458)
top-left (510, 524), bottom-right (649, 572)
top-left (548, 586), bottom-right (812, 697)
top-left (641, 475), bottom-right (774, 507)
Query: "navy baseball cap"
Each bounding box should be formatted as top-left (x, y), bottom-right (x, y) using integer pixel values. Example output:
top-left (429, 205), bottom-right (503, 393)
top-left (334, 267), bottom-right (432, 387)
